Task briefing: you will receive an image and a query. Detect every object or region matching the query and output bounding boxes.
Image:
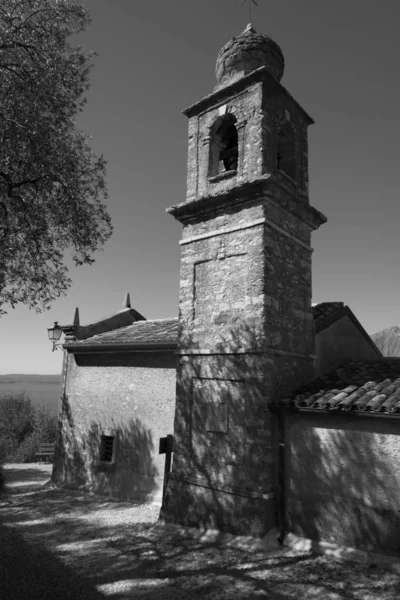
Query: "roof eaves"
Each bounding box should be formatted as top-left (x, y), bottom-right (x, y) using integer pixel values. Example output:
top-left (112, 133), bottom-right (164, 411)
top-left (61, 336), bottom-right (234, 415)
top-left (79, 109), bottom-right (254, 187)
top-left (276, 405), bottom-right (400, 419)
top-left (64, 341), bottom-right (177, 354)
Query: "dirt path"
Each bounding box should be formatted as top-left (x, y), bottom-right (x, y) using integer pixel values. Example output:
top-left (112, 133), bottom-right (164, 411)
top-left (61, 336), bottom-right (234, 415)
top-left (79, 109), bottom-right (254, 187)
top-left (1, 464), bottom-right (400, 599)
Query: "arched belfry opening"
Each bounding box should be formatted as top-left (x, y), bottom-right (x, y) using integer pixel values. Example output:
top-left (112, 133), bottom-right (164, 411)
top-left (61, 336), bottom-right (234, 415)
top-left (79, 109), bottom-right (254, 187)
top-left (276, 122), bottom-right (296, 181)
top-left (209, 113), bottom-right (238, 177)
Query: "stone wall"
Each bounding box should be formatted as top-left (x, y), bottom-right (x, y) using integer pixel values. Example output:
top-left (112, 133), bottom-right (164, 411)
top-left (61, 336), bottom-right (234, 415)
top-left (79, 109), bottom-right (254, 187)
top-left (286, 411), bottom-right (400, 556)
top-left (162, 196), bottom-right (276, 535)
top-left (162, 182), bottom-right (320, 535)
top-left (52, 351), bottom-right (176, 504)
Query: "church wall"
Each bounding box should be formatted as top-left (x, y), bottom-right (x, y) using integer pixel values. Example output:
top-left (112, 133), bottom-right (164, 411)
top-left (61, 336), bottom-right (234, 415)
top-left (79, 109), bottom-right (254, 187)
top-left (315, 314), bottom-right (381, 376)
top-left (178, 202), bottom-right (266, 348)
top-left (165, 353), bottom-right (277, 536)
top-left (262, 200), bottom-right (314, 361)
top-left (163, 199), bottom-right (276, 535)
top-left (286, 411), bottom-right (400, 556)
top-left (52, 351), bottom-right (176, 504)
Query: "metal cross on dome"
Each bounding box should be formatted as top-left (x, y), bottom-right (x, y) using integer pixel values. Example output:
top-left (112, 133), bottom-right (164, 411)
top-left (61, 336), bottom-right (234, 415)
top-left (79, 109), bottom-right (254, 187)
top-left (240, 0), bottom-right (258, 23)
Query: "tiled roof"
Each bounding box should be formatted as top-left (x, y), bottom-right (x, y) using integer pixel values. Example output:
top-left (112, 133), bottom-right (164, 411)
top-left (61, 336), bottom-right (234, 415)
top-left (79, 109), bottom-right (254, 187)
top-left (71, 318), bottom-right (178, 347)
top-left (278, 360), bottom-right (400, 414)
top-left (68, 302), bottom-right (357, 350)
top-left (311, 302), bottom-right (344, 328)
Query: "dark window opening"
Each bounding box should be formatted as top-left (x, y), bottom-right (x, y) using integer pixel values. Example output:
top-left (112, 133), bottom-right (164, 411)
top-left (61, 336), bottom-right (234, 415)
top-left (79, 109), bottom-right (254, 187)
top-left (209, 114), bottom-right (238, 177)
top-left (277, 123), bottom-right (296, 181)
top-left (100, 435), bottom-right (114, 462)
top-left (217, 117), bottom-right (238, 173)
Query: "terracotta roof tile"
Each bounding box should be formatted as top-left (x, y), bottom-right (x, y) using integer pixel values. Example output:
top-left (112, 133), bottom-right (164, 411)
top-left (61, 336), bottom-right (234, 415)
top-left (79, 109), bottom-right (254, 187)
top-left (380, 392), bottom-right (400, 412)
top-left (278, 359), bottom-right (400, 415)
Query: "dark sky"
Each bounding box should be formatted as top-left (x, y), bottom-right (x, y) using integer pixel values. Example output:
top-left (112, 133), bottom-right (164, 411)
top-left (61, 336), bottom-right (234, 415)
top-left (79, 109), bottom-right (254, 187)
top-left (1, 0), bottom-right (400, 374)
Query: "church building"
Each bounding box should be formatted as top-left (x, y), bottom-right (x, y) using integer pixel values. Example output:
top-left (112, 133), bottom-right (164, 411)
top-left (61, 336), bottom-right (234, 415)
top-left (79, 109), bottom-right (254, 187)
top-left (53, 24), bottom-right (400, 561)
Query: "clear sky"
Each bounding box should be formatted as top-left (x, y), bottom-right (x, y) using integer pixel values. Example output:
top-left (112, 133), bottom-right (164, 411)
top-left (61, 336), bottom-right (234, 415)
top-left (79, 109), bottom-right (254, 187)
top-left (1, 0), bottom-right (400, 375)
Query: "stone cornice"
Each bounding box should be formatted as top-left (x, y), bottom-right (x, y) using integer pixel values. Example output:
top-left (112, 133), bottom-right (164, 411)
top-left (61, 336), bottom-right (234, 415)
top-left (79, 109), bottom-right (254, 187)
top-left (167, 175), bottom-right (327, 232)
top-left (182, 65), bottom-right (314, 126)
top-left (176, 348), bottom-right (317, 360)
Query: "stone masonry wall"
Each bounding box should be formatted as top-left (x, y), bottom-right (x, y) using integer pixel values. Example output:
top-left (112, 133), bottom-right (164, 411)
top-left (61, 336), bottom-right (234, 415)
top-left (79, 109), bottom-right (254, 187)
top-left (262, 78), bottom-right (311, 201)
top-left (162, 183), bottom-right (317, 535)
top-left (52, 351), bottom-right (176, 504)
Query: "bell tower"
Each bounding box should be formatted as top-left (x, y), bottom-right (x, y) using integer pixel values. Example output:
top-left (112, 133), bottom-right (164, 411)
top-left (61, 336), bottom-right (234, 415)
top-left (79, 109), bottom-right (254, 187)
top-left (161, 24), bottom-right (326, 536)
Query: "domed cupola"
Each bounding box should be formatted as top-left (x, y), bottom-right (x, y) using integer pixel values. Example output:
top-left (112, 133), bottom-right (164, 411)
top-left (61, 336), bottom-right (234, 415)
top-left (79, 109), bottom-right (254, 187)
top-left (215, 23), bottom-right (285, 89)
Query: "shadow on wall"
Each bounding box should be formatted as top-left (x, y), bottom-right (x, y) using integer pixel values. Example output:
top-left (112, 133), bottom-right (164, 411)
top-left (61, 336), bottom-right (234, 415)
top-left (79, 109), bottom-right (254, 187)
top-left (161, 318), bottom-right (316, 536)
top-left (288, 414), bottom-right (400, 556)
top-left (52, 399), bottom-right (159, 502)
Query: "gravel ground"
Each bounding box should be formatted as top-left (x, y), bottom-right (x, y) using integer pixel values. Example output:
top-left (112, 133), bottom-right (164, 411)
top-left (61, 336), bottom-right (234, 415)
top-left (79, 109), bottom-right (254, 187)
top-left (1, 464), bottom-right (400, 599)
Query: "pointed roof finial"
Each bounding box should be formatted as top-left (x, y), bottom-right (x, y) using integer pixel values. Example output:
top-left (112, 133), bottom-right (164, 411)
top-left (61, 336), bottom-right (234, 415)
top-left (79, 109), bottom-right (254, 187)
top-left (72, 307), bottom-right (80, 326)
top-left (244, 23), bottom-right (256, 34)
top-left (122, 293), bottom-right (131, 309)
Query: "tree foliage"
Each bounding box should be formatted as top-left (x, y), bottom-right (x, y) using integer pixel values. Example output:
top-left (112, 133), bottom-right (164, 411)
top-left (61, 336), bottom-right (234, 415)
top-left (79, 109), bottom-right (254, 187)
top-left (0, 0), bottom-right (112, 314)
top-left (0, 391), bottom-right (57, 463)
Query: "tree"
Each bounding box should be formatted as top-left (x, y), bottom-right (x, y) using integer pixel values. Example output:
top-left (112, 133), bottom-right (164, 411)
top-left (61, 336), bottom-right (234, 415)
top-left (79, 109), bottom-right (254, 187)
top-left (0, 391), bottom-right (57, 462)
top-left (0, 0), bottom-right (112, 314)
top-left (0, 392), bottom-right (35, 461)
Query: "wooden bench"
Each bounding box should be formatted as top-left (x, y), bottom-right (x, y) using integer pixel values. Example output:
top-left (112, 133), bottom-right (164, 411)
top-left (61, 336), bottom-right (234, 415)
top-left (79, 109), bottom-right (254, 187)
top-left (35, 442), bottom-right (55, 463)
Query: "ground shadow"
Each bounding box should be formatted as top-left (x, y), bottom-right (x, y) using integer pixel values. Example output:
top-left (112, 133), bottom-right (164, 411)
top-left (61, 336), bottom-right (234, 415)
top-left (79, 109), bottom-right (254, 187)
top-left (0, 479), bottom-right (399, 600)
top-left (0, 520), bottom-right (104, 600)
top-left (3, 465), bottom-right (51, 484)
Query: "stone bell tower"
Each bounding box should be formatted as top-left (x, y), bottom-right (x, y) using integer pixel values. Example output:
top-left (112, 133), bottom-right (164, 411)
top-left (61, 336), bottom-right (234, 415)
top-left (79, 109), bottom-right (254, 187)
top-left (161, 24), bottom-right (326, 536)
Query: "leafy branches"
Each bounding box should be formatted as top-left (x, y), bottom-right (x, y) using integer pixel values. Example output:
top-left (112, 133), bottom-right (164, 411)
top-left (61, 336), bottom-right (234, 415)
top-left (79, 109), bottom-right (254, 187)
top-left (0, 0), bottom-right (112, 314)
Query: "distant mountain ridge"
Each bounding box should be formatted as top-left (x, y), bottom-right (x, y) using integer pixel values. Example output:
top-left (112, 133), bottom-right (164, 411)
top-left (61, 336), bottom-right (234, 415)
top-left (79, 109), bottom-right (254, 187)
top-left (371, 326), bottom-right (400, 357)
top-left (0, 374), bottom-right (60, 383)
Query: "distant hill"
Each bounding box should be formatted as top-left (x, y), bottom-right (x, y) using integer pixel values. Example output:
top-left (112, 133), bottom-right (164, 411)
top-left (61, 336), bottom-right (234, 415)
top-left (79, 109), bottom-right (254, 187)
top-left (371, 326), bottom-right (400, 357)
top-left (0, 374), bottom-right (61, 415)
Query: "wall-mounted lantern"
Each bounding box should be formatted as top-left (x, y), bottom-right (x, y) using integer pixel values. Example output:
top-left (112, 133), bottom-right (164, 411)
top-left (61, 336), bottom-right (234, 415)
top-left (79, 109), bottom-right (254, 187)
top-left (47, 321), bottom-right (63, 352)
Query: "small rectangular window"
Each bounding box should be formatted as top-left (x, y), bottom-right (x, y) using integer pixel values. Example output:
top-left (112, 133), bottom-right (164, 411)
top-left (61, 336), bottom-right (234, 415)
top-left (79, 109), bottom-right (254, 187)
top-left (99, 434), bottom-right (115, 463)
